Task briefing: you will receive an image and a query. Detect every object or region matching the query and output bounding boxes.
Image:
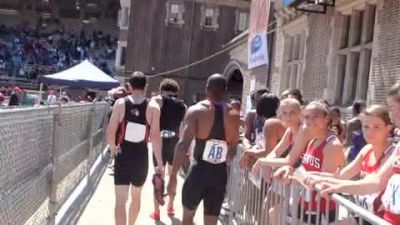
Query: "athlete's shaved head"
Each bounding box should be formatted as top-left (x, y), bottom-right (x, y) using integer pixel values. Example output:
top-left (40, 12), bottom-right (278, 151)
top-left (206, 74), bottom-right (227, 101)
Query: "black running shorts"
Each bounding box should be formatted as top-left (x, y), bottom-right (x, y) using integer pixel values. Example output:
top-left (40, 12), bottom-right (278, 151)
top-left (114, 142), bottom-right (148, 187)
top-left (182, 162), bottom-right (227, 216)
top-left (153, 137), bottom-right (178, 166)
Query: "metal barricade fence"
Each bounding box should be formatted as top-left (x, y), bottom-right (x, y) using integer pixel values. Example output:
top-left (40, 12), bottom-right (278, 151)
top-left (225, 147), bottom-right (392, 225)
top-left (0, 102), bottom-right (109, 225)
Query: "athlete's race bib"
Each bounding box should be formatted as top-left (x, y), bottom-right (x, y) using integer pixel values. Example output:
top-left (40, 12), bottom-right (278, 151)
top-left (202, 139), bottom-right (228, 164)
top-left (161, 130), bottom-right (176, 138)
top-left (124, 122), bottom-right (146, 143)
top-left (356, 192), bottom-right (380, 212)
top-left (382, 174), bottom-right (400, 214)
top-left (255, 131), bottom-right (265, 149)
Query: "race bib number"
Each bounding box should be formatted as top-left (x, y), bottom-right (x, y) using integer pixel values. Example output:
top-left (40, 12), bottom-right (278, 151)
top-left (202, 139), bottom-right (228, 164)
top-left (382, 174), bottom-right (400, 214)
top-left (161, 130), bottom-right (176, 138)
top-left (124, 122), bottom-right (146, 143)
top-left (356, 193), bottom-right (379, 212)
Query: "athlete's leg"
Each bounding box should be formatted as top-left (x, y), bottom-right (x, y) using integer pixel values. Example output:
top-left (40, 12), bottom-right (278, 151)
top-left (167, 163), bottom-right (173, 176)
top-left (204, 215), bottom-right (219, 225)
top-left (203, 184), bottom-right (225, 225)
top-left (114, 185), bottom-right (129, 225)
top-left (167, 163), bottom-right (175, 212)
top-left (152, 161), bottom-right (166, 219)
top-left (182, 207), bottom-right (196, 225)
top-left (166, 138), bottom-right (177, 213)
top-left (128, 185), bottom-right (143, 225)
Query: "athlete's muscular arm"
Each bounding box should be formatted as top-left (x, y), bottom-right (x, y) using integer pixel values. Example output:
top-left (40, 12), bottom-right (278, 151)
top-left (167, 107), bottom-right (196, 196)
top-left (106, 98), bottom-right (125, 156)
top-left (147, 98), bottom-right (164, 171)
top-left (171, 107), bottom-right (196, 176)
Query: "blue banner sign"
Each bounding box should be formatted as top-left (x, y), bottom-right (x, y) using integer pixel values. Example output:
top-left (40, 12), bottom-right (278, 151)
top-left (283, 0), bottom-right (297, 6)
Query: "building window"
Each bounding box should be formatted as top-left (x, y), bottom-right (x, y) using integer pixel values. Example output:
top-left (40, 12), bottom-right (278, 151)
top-left (236, 11), bottom-right (249, 33)
top-left (166, 2), bottom-right (184, 25)
top-left (201, 5), bottom-right (219, 30)
top-left (205, 8), bottom-right (214, 26)
top-left (333, 4), bottom-right (376, 106)
top-left (118, 7), bottom-right (130, 28)
top-left (282, 32), bottom-right (306, 91)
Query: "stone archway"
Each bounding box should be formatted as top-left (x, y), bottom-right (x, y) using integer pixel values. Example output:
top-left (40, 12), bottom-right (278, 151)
top-left (223, 60), bottom-right (244, 101)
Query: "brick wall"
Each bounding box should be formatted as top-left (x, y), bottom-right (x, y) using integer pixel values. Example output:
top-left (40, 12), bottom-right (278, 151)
top-left (239, 0), bottom-right (400, 109)
top-left (270, 19), bottom-right (285, 95)
top-left (241, 73), bottom-right (251, 112)
top-left (368, 0), bottom-right (400, 105)
top-left (301, 13), bottom-right (333, 101)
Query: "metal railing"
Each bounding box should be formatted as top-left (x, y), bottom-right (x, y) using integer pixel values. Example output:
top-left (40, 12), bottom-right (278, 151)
top-left (0, 102), bottom-right (109, 225)
top-left (225, 147), bottom-right (392, 225)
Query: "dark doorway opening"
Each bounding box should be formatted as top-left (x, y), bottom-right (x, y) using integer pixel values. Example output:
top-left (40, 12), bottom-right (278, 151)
top-left (227, 69), bottom-right (243, 101)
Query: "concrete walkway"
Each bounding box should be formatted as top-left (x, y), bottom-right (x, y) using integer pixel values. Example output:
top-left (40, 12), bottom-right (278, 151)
top-left (76, 149), bottom-right (223, 225)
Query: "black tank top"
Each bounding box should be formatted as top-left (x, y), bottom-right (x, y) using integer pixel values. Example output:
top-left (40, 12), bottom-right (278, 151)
top-left (118, 97), bottom-right (149, 146)
top-left (193, 103), bottom-right (226, 163)
top-left (160, 95), bottom-right (186, 132)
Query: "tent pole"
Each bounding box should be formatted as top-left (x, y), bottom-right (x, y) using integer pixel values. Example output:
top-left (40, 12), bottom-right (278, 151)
top-left (38, 83), bottom-right (43, 105)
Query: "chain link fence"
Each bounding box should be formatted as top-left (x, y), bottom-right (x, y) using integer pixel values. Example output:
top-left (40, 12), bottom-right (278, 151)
top-left (0, 102), bottom-right (109, 225)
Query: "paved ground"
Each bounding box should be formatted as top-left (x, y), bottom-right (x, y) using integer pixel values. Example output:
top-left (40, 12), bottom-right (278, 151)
top-left (76, 149), bottom-right (223, 225)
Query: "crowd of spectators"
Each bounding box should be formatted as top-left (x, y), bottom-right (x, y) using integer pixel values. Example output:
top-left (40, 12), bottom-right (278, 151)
top-left (0, 85), bottom-right (105, 106)
top-left (0, 23), bottom-right (117, 79)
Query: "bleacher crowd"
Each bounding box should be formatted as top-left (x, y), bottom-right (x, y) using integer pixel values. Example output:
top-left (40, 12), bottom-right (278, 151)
top-left (0, 24), bottom-right (116, 79)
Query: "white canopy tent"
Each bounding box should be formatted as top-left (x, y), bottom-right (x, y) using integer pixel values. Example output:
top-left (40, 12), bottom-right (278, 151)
top-left (38, 60), bottom-right (120, 103)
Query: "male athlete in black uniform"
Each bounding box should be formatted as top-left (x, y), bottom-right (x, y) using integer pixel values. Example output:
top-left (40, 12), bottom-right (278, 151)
top-left (151, 79), bottom-right (186, 220)
top-left (167, 74), bottom-right (240, 225)
top-left (107, 72), bottom-right (164, 225)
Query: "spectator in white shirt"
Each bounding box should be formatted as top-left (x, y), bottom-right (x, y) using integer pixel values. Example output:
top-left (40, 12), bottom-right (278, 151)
top-left (47, 90), bottom-right (58, 105)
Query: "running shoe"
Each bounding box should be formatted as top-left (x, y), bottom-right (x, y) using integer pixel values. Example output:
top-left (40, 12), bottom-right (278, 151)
top-left (150, 211), bottom-right (160, 221)
top-left (167, 204), bottom-right (175, 216)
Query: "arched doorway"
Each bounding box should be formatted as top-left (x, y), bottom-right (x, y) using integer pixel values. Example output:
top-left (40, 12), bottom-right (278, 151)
top-left (227, 69), bottom-right (243, 100)
top-left (223, 60), bottom-right (244, 102)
